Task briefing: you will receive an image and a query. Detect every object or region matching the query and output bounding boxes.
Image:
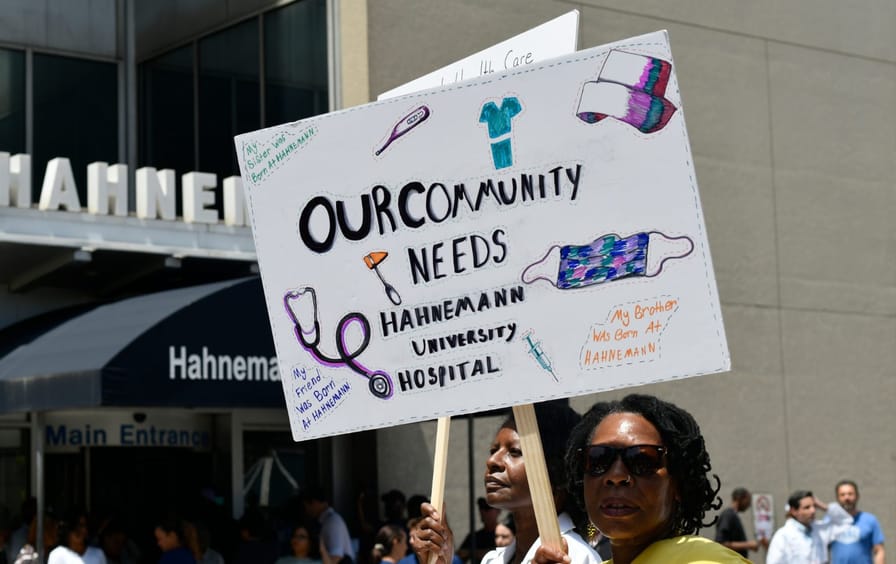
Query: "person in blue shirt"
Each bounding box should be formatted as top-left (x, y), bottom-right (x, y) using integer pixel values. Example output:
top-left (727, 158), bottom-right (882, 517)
top-left (829, 480), bottom-right (885, 564)
top-left (397, 518), bottom-right (461, 564)
top-left (154, 519), bottom-right (195, 564)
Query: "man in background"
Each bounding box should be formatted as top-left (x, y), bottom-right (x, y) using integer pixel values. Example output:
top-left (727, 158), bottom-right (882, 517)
top-left (304, 486), bottom-right (356, 564)
top-left (0, 511), bottom-right (9, 564)
top-left (767, 490), bottom-right (852, 564)
top-left (5, 498), bottom-right (35, 564)
top-left (829, 480), bottom-right (885, 564)
top-left (715, 487), bottom-right (767, 558)
top-left (381, 490), bottom-right (409, 536)
top-left (456, 498), bottom-right (498, 564)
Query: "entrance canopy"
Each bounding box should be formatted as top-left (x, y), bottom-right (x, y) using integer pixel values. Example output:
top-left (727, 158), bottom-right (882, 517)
top-left (0, 277), bottom-right (284, 413)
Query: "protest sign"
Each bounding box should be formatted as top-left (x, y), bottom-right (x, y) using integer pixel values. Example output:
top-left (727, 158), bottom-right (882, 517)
top-left (380, 16), bottom-right (581, 553)
top-left (235, 30), bottom-right (730, 441)
top-left (753, 493), bottom-right (774, 541)
top-left (378, 10), bottom-right (579, 99)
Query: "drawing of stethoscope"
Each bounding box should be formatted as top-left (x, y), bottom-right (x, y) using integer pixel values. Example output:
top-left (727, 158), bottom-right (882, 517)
top-left (283, 287), bottom-right (393, 399)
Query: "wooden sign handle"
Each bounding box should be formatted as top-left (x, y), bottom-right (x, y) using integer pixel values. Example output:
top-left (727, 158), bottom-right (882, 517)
top-left (513, 403), bottom-right (563, 550)
top-left (428, 416), bottom-right (451, 564)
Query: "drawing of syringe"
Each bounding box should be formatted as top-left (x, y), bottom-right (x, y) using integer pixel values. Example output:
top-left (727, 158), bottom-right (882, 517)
top-left (523, 332), bottom-right (558, 382)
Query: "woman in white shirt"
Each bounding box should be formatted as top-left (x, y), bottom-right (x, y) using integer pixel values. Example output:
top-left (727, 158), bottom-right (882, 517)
top-left (413, 402), bottom-right (601, 564)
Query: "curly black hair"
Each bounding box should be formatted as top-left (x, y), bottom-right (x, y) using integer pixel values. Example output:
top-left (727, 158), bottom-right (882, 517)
top-left (564, 394), bottom-right (721, 536)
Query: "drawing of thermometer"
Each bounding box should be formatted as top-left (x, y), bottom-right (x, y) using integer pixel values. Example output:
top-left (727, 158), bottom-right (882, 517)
top-left (375, 105), bottom-right (431, 155)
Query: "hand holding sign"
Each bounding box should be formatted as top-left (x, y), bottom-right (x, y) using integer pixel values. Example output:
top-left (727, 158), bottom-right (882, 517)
top-left (414, 502), bottom-right (455, 564)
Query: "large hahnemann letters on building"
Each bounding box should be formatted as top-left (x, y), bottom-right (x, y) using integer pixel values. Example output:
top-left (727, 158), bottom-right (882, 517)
top-left (0, 153), bottom-right (248, 225)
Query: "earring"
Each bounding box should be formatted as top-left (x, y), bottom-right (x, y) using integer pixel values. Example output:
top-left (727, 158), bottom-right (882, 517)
top-left (673, 502), bottom-right (684, 536)
top-left (587, 522), bottom-right (597, 540)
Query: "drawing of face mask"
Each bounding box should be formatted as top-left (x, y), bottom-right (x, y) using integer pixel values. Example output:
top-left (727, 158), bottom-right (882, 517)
top-left (558, 232), bottom-right (648, 288)
top-left (521, 231), bottom-right (694, 290)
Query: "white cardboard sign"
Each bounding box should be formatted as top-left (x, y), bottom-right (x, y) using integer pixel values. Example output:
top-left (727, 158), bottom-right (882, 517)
top-left (378, 10), bottom-right (579, 100)
top-left (236, 30), bottom-right (730, 440)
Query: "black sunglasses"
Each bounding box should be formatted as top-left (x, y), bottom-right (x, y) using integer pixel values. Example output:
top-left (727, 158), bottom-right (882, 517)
top-left (580, 444), bottom-right (667, 477)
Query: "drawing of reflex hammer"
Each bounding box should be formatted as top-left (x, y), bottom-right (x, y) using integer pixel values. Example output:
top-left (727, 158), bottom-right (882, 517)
top-left (363, 251), bottom-right (402, 305)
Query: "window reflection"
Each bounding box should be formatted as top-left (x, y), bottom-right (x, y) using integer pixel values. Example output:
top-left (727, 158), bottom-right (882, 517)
top-left (265, 0), bottom-right (329, 127)
top-left (0, 428), bottom-right (30, 518)
top-left (0, 48), bottom-right (25, 156)
top-left (139, 46), bottom-right (195, 180)
top-left (137, 0), bottom-right (329, 194)
top-left (33, 54), bottom-right (118, 205)
top-left (198, 17), bottom-right (260, 207)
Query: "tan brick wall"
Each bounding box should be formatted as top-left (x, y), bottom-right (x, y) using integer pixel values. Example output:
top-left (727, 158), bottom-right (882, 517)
top-left (370, 3), bottom-right (896, 562)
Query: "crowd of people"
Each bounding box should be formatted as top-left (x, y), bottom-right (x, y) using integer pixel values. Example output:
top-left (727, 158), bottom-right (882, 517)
top-left (715, 482), bottom-right (885, 564)
top-left (0, 491), bottom-right (346, 564)
top-left (0, 394), bottom-right (886, 564)
top-left (0, 505), bottom-right (143, 564)
top-left (411, 395), bottom-right (885, 564)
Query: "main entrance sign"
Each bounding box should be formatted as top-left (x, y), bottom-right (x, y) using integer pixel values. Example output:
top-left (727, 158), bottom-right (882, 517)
top-left (44, 411), bottom-right (212, 453)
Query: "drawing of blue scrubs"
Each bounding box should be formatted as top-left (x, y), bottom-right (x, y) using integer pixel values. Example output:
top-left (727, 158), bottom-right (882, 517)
top-left (479, 97), bottom-right (522, 169)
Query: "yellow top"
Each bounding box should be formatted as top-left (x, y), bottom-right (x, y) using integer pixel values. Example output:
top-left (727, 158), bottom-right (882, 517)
top-left (602, 535), bottom-right (753, 564)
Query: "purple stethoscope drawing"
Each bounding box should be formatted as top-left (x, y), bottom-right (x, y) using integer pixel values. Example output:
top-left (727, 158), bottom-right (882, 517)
top-left (375, 105), bottom-right (431, 156)
top-left (284, 287), bottom-right (393, 399)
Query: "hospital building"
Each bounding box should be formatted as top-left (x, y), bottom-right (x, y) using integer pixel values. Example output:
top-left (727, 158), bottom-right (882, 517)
top-left (0, 2), bottom-right (892, 563)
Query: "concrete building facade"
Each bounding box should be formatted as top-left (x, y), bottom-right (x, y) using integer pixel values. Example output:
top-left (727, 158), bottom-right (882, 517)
top-left (0, 2), bottom-right (892, 563)
top-left (365, 3), bottom-right (896, 561)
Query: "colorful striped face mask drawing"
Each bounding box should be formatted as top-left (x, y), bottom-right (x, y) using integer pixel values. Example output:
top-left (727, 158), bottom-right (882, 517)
top-left (521, 231), bottom-right (695, 290)
top-left (558, 232), bottom-right (649, 288)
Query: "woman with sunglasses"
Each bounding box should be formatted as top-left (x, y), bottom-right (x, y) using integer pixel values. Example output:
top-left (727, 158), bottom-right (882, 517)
top-left (535, 394), bottom-right (748, 564)
top-left (414, 401), bottom-right (601, 564)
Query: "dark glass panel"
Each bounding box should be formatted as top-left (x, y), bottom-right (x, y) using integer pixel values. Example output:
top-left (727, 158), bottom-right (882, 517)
top-left (264, 0), bottom-right (328, 127)
top-left (0, 48), bottom-right (25, 155)
top-left (33, 54), bottom-right (118, 205)
top-left (139, 45), bottom-right (195, 178)
top-left (198, 17), bottom-right (260, 207)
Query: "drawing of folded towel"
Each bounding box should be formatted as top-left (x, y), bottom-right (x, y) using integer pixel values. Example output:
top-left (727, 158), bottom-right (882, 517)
top-left (574, 50), bottom-right (677, 134)
top-left (576, 81), bottom-right (676, 133)
top-left (599, 50), bottom-right (672, 96)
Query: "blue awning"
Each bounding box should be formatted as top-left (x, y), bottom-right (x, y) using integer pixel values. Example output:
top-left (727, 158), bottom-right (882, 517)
top-left (0, 277), bottom-right (284, 413)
